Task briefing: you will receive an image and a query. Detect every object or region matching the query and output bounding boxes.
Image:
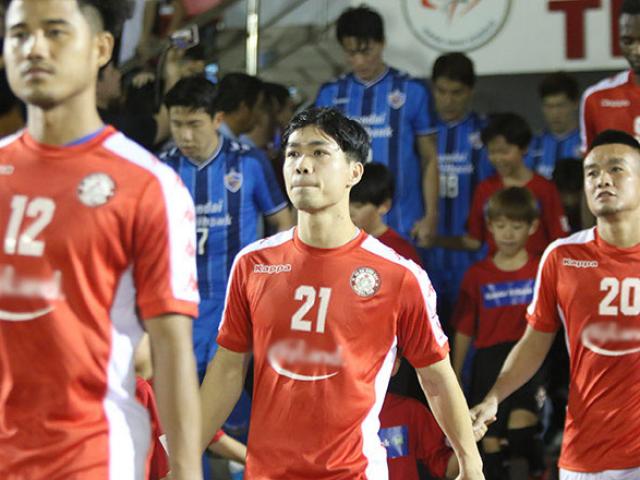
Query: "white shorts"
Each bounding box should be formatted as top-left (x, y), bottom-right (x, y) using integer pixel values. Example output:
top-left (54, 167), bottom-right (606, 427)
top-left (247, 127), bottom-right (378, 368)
top-left (560, 467), bottom-right (640, 480)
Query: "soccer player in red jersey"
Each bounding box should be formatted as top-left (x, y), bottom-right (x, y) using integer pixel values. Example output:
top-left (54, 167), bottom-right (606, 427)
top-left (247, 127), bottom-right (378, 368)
top-left (471, 129), bottom-right (640, 480)
top-left (580, 0), bottom-right (640, 150)
top-left (453, 187), bottom-right (545, 480)
top-left (0, 1), bottom-right (201, 479)
top-left (200, 107), bottom-right (484, 479)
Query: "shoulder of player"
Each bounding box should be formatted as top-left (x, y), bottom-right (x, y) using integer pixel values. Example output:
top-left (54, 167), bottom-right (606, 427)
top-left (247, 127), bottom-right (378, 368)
top-left (359, 235), bottom-right (428, 284)
top-left (318, 72), bottom-right (353, 90)
top-left (582, 70), bottom-right (631, 102)
top-left (233, 228), bottom-right (296, 265)
top-left (540, 228), bottom-right (596, 266)
top-left (101, 131), bottom-right (186, 192)
top-left (0, 129), bottom-right (24, 151)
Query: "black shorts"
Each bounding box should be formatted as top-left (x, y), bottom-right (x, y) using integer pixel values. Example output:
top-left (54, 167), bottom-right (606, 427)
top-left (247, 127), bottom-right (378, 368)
top-left (470, 342), bottom-right (545, 438)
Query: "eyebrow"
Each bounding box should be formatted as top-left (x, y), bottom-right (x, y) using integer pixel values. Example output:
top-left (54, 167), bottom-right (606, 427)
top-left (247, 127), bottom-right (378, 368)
top-left (9, 19), bottom-right (71, 30)
top-left (584, 157), bottom-right (627, 168)
top-left (286, 140), bottom-right (332, 148)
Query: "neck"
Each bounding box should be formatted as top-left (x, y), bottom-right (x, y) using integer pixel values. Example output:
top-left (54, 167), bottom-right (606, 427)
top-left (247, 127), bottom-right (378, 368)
top-left (369, 219), bottom-right (388, 238)
top-left (597, 213), bottom-right (640, 248)
top-left (224, 116), bottom-right (242, 138)
top-left (297, 205), bottom-right (358, 249)
top-left (26, 89), bottom-right (104, 145)
top-left (192, 132), bottom-right (221, 164)
top-left (501, 165), bottom-right (533, 187)
top-left (493, 248), bottom-right (529, 271)
top-left (356, 63), bottom-right (387, 83)
top-left (550, 120), bottom-right (578, 137)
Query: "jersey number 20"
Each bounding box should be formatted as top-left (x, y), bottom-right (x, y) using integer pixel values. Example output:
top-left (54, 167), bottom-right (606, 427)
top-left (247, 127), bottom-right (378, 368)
top-left (599, 277), bottom-right (640, 316)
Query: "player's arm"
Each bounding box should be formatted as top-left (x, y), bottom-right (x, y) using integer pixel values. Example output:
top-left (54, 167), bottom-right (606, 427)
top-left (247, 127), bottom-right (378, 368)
top-left (470, 325), bottom-right (555, 430)
top-left (146, 313), bottom-right (202, 480)
top-left (265, 207), bottom-right (293, 232)
top-left (412, 134), bottom-right (439, 247)
top-left (200, 347), bottom-right (250, 451)
top-left (416, 356), bottom-right (483, 479)
top-left (452, 331), bottom-right (472, 382)
top-left (208, 431), bottom-right (247, 464)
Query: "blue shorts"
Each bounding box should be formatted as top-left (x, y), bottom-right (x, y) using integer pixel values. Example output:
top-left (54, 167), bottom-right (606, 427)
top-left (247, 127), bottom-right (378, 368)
top-left (193, 297), bottom-right (224, 381)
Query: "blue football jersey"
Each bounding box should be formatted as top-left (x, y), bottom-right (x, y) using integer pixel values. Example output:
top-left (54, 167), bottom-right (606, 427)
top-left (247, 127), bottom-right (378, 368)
top-left (525, 129), bottom-right (581, 179)
top-left (426, 113), bottom-right (493, 303)
top-left (161, 137), bottom-right (287, 299)
top-left (315, 67), bottom-right (437, 239)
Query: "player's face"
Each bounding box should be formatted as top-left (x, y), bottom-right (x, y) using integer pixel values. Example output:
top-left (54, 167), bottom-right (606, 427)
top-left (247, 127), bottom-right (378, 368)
top-left (3, 0), bottom-right (112, 109)
top-left (284, 126), bottom-right (363, 213)
top-left (349, 202), bottom-right (380, 233)
top-left (541, 93), bottom-right (577, 136)
top-left (341, 37), bottom-right (385, 82)
top-left (487, 136), bottom-right (526, 178)
top-left (584, 144), bottom-right (640, 218)
top-left (433, 77), bottom-right (472, 123)
top-left (169, 107), bottom-right (221, 163)
top-left (488, 216), bottom-right (534, 257)
top-left (620, 13), bottom-right (640, 74)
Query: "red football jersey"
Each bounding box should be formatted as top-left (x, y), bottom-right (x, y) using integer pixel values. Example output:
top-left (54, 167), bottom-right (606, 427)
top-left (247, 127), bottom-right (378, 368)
top-left (580, 70), bottom-right (640, 152)
top-left (377, 228), bottom-right (423, 266)
top-left (527, 228), bottom-right (640, 472)
top-left (217, 228), bottom-right (449, 479)
top-left (379, 393), bottom-right (453, 480)
top-left (467, 173), bottom-right (569, 256)
top-left (0, 128), bottom-right (199, 479)
top-left (453, 256), bottom-right (539, 348)
top-left (135, 377), bottom-right (170, 480)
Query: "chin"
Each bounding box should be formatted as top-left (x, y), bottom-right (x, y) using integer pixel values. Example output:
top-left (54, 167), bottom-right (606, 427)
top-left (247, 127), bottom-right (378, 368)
top-left (21, 90), bottom-right (59, 110)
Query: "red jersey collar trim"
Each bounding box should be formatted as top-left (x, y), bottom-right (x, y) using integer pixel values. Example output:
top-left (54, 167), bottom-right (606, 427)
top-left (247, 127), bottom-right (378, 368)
top-left (22, 125), bottom-right (117, 157)
top-left (293, 227), bottom-right (367, 255)
top-left (594, 227), bottom-right (640, 255)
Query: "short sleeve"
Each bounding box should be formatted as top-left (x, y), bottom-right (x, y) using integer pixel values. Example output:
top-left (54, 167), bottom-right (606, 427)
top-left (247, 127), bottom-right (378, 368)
top-left (134, 167), bottom-right (199, 320)
top-left (526, 247), bottom-right (561, 332)
top-left (397, 266), bottom-right (449, 368)
top-left (217, 255), bottom-right (253, 352)
top-left (251, 152), bottom-right (287, 216)
top-left (411, 80), bottom-right (437, 136)
top-left (466, 182), bottom-right (487, 243)
top-left (541, 180), bottom-right (570, 241)
top-left (579, 91), bottom-right (595, 154)
top-left (451, 268), bottom-right (478, 336)
top-left (413, 403), bottom-right (454, 479)
top-left (314, 83), bottom-right (336, 107)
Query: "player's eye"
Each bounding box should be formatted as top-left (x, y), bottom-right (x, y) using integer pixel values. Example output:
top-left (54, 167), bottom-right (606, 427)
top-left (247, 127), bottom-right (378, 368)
top-left (286, 150), bottom-right (299, 158)
top-left (313, 150), bottom-right (327, 157)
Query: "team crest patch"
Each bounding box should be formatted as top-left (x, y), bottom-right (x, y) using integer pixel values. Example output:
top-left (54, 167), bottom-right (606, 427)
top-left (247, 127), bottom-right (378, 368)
top-left (388, 89), bottom-right (406, 109)
top-left (77, 173), bottom-right (115, 207)
top-left (224, 168), bottom-right (243, 193)
top-left (350, 267), bottom-right (381, 298)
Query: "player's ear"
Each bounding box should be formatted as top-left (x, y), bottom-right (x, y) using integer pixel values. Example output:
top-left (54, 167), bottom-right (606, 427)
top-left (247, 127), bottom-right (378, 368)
top-left (95, 31), bottom-right (115, 70)
top-left (212, 111), bottom-right (225, 129)
top-left (528, 219), bottom-right (540, 236)
top-left (348, 161), bottom-right (364, 189)
top-left (377, 199), bottom-right (392, 216)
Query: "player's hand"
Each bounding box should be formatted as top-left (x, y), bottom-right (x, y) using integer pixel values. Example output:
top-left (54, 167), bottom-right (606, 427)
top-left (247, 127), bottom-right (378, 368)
top-left (472, 420), bottom-right (488, 442)
top-left (411, 214), bottom-right (437, 248)
top-left (456, 460), bottom-right (485, 479)
top-left (469, 395), bottom-right (498, 432)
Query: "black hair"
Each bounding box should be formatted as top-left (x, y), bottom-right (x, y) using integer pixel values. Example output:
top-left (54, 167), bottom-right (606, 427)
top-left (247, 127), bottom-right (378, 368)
top-left (588, 129), bottom-right (640, 154)
top-left (350, 162), bottom-right (394, 206)
top-left (481, 112), bottom-right (532, 150)
top-left (486, 187), bottom-right (539, 224)
top-left (264, 82), bottom-right (291, 110)
top-left (282, 107), bottom-right (370, 164)
top-left (621, 0), bottom-right (640, 15)
top-left (432, 52), bottom-right (476, 88)
top-left (215, 72), bottom-right (263, 113)
top-left (538, 72), bottom-right (580, 102)
top-left (164, 75), bottom-right (219, 118)
top-left (552, 158), bottom-right (583, 192)
top-left (1, 0), bottom-right (134, 38)
top-left (336, 5), bottom-right (384, 44)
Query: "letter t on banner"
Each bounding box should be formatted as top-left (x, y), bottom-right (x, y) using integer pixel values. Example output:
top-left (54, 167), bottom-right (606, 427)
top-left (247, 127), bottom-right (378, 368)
top-left (548, 0), bottom-right (601, 59)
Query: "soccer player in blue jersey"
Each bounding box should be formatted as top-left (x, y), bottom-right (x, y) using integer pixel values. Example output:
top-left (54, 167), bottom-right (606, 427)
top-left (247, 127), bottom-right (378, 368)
top-left (215, 72), bottom-right (265, 145)
top-left (315, 5), bottom-right (439, 246)
top-left (426, 52), bottom-right (493, 327)
top-left (526, 72), bottom-right (581, 179)
top-left (162, 76), bottom-right (292, 379)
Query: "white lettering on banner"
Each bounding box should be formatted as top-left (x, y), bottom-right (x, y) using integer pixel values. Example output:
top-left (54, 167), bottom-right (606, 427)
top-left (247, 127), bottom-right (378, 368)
top-left (253, 264), bottom-right (292, 274)
top-left (581, 322), bottom-right (640, 357)
top-left (601, 99), bottom-right (631, 108)
top-left (267, 338), bottom-right (343, 381)
top-left (484, 285), bottom-right (533, 301)
top-left (562, 258), bottom-right (598, 269)
top-left (0, 265), bottom-right (62, 321)
top-left (195, 200), bottom-right (223, 215)
top-left (196, 214), bottom-right (232, 228)
top-left (356, 113), bottom-right (387, 126)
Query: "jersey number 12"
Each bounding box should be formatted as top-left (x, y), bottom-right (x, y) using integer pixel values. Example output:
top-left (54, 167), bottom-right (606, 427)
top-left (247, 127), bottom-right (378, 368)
top-left (4, 195), bottom-right (56, 257)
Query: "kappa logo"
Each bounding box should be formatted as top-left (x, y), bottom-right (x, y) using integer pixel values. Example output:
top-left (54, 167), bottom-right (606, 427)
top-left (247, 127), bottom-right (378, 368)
top-left (562, 258), bottom-right (598, 269)
top-left (601, 99), bottom-right (631, 108)
top-left (254, 264), bottom-right (292, 274)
